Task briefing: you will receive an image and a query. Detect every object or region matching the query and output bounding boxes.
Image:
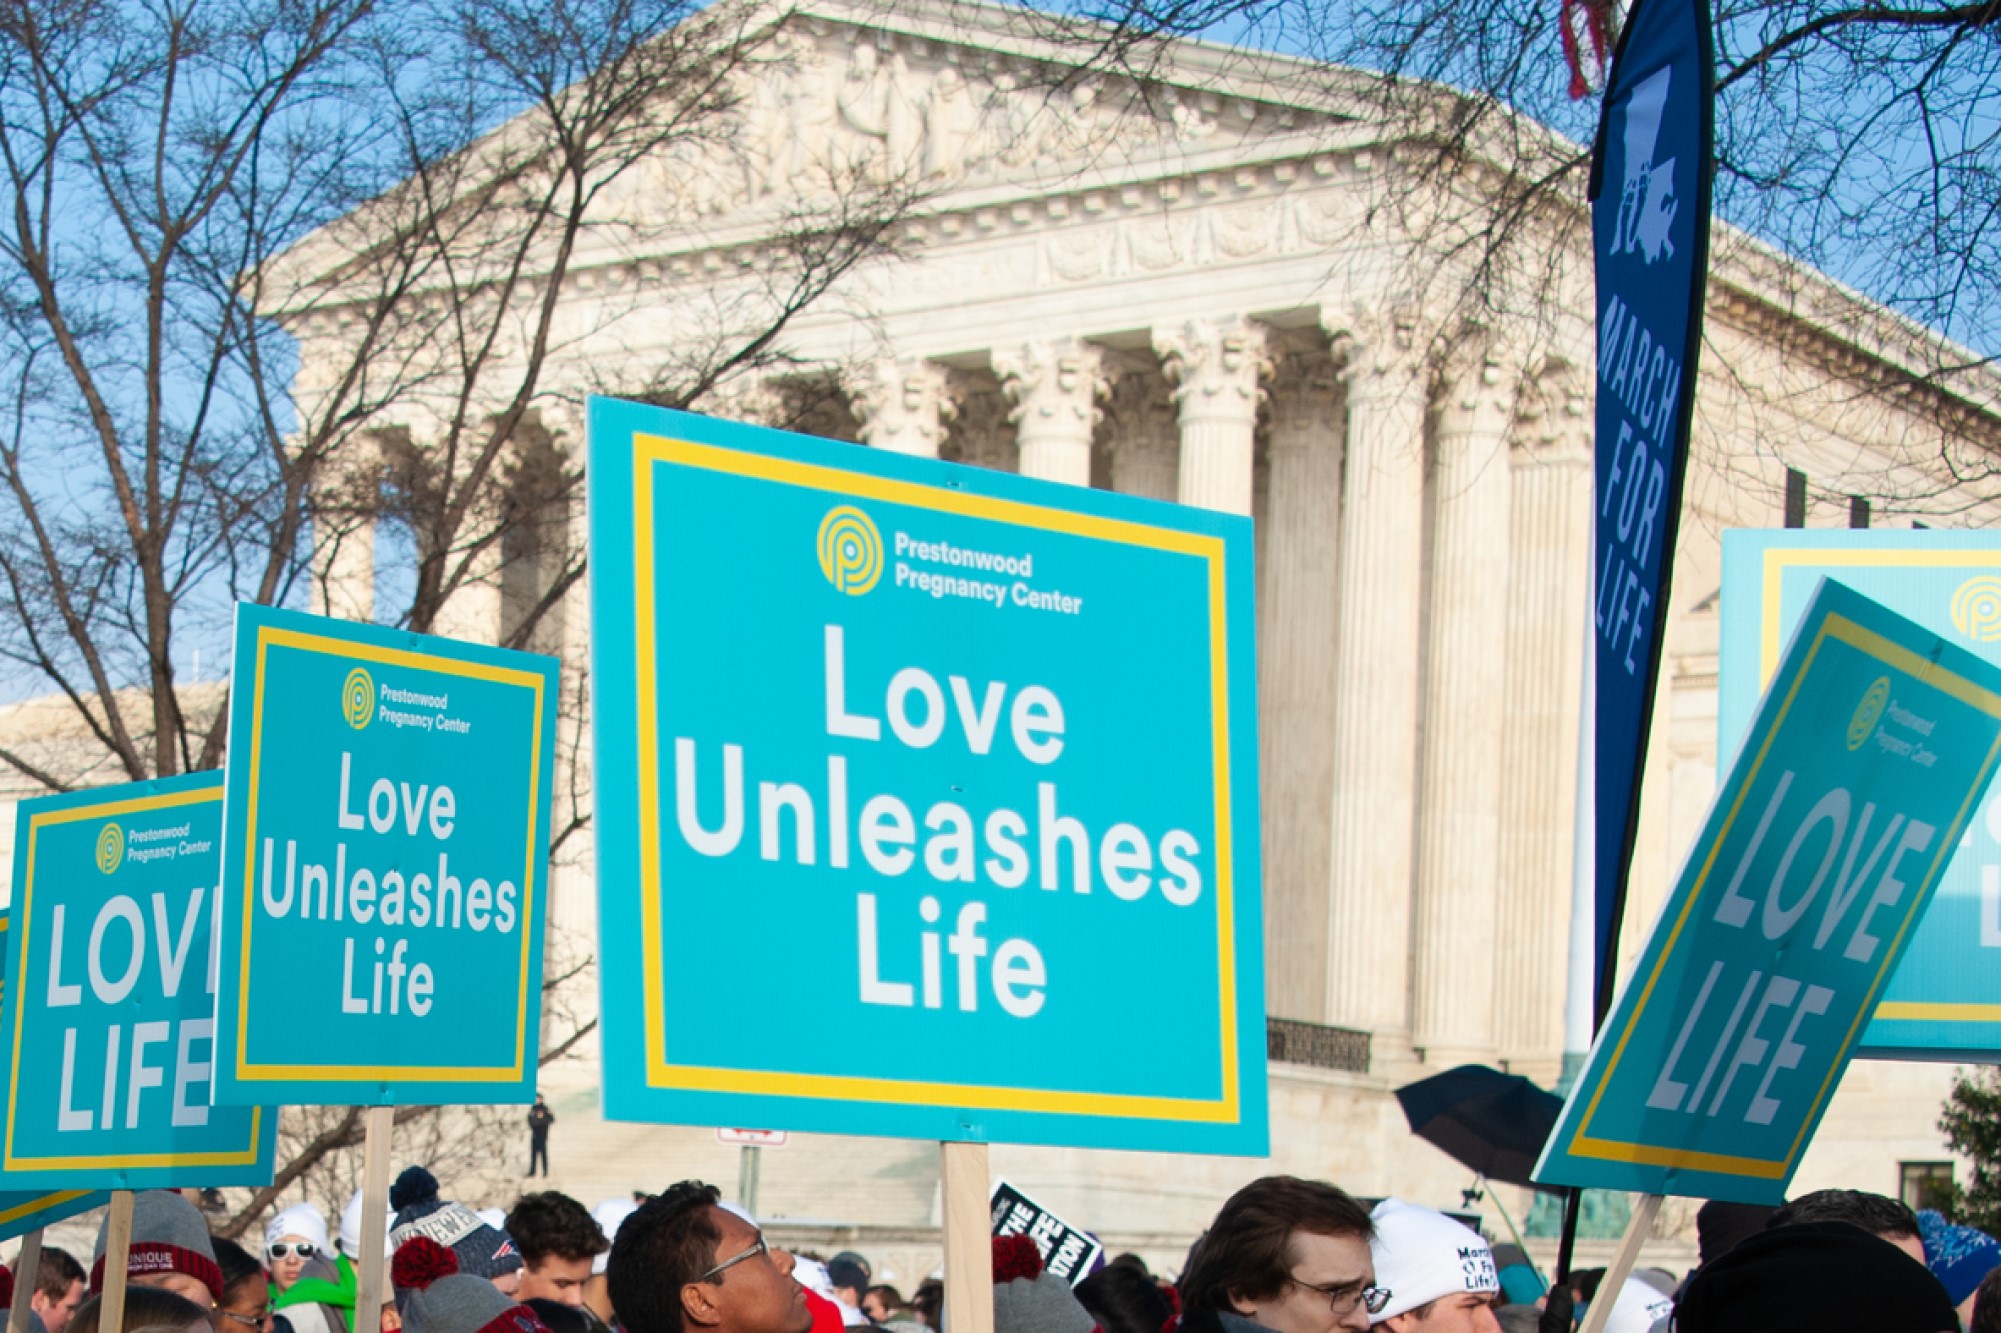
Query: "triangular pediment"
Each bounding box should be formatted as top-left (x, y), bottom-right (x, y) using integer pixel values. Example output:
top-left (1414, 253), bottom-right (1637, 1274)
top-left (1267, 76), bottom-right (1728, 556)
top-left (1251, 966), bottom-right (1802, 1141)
top-left (591, 0), bottom-right (1372, 227)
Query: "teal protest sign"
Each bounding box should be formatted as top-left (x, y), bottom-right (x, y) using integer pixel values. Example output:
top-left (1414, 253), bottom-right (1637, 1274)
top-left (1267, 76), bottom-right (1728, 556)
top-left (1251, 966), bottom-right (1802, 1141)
top-left (2, 775), bottom-right (277, 1188)
top-left (0, 912), bottom-right (107, 1238)
top-left (214, 605), bottom-right (558, 1105)
top-left (1535, 579), bottom-right (2001, 1202)
top-left (588, 396), bottom-right (1267, 1154)
top-left (1723, 530), bottom-right (2001, 1057)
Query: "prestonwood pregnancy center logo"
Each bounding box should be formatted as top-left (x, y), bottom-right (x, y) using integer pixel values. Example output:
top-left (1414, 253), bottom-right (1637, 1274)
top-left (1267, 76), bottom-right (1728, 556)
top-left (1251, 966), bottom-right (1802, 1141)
top-left (819, 506), bottom-right (883, 596)
top-left (343, 667), bottom-right (375, 730)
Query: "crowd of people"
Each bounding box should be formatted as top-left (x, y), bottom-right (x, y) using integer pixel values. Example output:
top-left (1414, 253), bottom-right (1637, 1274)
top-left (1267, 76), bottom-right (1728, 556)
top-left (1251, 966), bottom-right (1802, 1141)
top-left (11, 1173), bottom-right (2001, 1333)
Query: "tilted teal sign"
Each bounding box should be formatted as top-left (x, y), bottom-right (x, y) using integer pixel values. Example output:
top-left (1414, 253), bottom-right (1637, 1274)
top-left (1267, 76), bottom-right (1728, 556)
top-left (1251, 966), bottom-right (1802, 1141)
top-left (1722, 529), bottom-right (2001, 1057)
top-left (213, 605), bottom-right (558, 1105)
top-left (2, 774), bottom-right (276, 1188)
top-left (588, 396), bottom-right (1268, 1153)
top-left (1537, 579), bottom-right (2001, 1202)
top-left (0, 911), bottom-right (107, 1236)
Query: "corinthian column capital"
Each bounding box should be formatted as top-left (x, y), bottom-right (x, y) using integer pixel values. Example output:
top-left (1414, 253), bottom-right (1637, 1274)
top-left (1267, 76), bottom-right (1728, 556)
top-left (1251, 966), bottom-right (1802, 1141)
top-left (1438, 333), bottom-right (1520, 440)
top-left (850, 356), bottom-right (958, 458)
top-left (1153, 316), bottom-right (1274, 426)
top-left (1515, 357), bottom-right (1593, 465)
top-left (993, 339), bottom-right (1111, 435)
top-left (1322, 303), bottom-right (1426, 407)
top-left (993, 339), bottom-right (1111, 487)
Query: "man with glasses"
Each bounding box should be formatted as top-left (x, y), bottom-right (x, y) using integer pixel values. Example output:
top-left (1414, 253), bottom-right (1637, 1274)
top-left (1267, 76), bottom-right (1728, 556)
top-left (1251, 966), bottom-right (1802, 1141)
top-left (1179, 1176), bottom-right (1386, 1333)
top-left (607, 1182), bottom-right (811, 1333)
top-left (1363, 1200), bottom-right (1500, 1333)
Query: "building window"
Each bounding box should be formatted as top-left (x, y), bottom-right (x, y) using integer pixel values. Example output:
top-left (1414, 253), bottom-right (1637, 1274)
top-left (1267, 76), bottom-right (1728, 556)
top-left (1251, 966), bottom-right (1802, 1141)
top-left (1850, 495), bottom-right (1871, 529)
top-left (1901, 1161), bottom-right (1955, 1213)
top-left (1785, 468), bottom-right (1808, 527)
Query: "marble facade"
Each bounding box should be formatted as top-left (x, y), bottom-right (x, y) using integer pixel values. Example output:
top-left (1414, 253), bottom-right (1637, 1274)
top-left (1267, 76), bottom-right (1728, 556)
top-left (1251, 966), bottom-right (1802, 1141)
top-left (6, 0), bottom-right (2000, 1264)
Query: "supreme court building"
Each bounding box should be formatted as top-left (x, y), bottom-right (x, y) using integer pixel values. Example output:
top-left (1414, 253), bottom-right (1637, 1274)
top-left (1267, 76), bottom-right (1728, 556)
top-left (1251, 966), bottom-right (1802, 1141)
top-left (7, 0), bottom-right (2001, 1273)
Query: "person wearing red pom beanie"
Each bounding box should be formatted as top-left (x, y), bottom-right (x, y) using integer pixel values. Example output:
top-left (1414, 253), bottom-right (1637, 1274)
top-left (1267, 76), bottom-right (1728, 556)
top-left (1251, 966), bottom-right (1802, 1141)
top-left (393, 1239), bottom-right (549, 1333)
top-left (605, 1183), bottom-right (810, 1333)
top-left (993, 1235), bottom-right (1096, 1333)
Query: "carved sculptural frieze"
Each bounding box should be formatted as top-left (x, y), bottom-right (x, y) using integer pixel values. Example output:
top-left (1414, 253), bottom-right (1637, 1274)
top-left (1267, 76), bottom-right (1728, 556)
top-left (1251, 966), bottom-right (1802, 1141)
top-left (595, 22), bottom-right (1315, 230)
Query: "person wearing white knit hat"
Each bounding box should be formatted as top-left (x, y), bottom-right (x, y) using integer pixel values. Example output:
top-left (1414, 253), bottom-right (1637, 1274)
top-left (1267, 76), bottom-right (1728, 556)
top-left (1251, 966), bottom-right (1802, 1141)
top-left (1364, 1201), bottom-right (1500, 1333)
top-left (343, 1189), bottom-right (397, 1263)
top-left (1593, 1278), bottom-right (1672, 1333)
top-left (266, 1203), bottom-right (333, 1295)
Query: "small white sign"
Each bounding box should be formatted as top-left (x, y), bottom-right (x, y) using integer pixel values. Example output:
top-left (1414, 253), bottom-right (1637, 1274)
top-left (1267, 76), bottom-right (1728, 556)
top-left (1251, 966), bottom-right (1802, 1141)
top-left (717, 1128), bottom-right (789, 1147)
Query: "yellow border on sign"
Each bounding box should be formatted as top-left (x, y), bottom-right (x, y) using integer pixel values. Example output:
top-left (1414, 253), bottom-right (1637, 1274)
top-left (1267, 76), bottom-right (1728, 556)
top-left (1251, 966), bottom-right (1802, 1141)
top-left (0, 1191), bottom-right (93, 1227)
top-left (1761, 545), bottom-right (2001, 1027)
top-left (1562, 609), bottom-right (2001, 1178)
top-left (632, 432), bottom-right (1242, 1122)
top-left (232, 625), bottom-right (546, 1083)
top-left (6, 787), bottom-right (267, 1170)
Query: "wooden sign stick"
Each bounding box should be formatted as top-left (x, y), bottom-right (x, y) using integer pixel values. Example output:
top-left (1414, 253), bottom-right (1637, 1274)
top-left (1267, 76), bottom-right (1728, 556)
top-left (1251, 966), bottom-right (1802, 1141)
top-left (1575, 1194), bottom-right (1663, 1333)
top-left (940, 1143), bottom-right (994, 1333)
top-left (101, 1191), bottom-right (134, 1333)
top-left (8, 1228), bottom-right (42, 1333)
top-left (355, 1107), bottom-right (396, 1333)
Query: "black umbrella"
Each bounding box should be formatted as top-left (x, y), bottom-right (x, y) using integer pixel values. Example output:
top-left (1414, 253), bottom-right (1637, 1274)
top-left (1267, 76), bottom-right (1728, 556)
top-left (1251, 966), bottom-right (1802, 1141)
top-left (1394, 1063), bottom-right (1563, 1189)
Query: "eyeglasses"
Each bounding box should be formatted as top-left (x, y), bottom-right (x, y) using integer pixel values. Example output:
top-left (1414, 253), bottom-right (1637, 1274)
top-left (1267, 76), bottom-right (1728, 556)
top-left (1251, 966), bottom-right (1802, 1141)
top-left (695, 1236), bottom-right (769, 1284)
top-left (218, 1310), bottom-right (268, 1329)
top-left (268, 1242), bottom-right (317, 1260)
top-left (1289, 1277), bottom-right (1391, 1317)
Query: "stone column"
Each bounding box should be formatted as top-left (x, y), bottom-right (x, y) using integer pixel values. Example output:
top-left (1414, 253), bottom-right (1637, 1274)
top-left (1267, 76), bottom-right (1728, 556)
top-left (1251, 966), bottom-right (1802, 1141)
top-left (310, 436), bottom-right (380, 623)
top-left (1103, 373), bottom-right (1179, 501)
top-left (1495, 363), bottom-right (1593, 1082)
top-left (1321, 306), bottom-right (1429, 1044)
top-left (993, 339), bottom-right (1110, 486)
top-left (1258, 345), bottom-right (1344, 1022)
top-left (433, 530), bottom-right (503, 644)
top-left (851, 356), bottom-right (957, 458)
top-left (1154, 317), bottom-right (1272, 515)
top-left (433, 425), bottom-right (505, 645)
top-left (1411, 339), bottom-right (1516, 1067)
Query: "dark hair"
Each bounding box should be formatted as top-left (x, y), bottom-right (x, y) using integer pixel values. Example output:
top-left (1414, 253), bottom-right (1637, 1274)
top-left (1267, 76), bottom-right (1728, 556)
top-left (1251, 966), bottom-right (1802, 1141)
top-left (36, 1248), bottom-right (85, 1302)
top-left (1971, 1265), bottom-right (2001, 1333)
top-left (508, 1192), bottom-right (611, 1265)
top-left (1106, 1255), bottom-right (1150, 1278)
top-left (1568, 1268), bottom-right (1605, 1304)
top-left (1178, 1177), bottom-right (1373, 1315)
top-left (211, 1238), bottom-right (266, 1303)
top-left (1076, 1264), bottom-right (1173, 1333)
top-left (607, 1182), bottom-right (724, 1333)
top-left (865, 1286), bottom-right (903, 1311)
top-left (525, 1299), bottom-right (595, 1333)
top-left (910, 1279), bottom-right (943, 1330)
top-left (69, 1288), bottom-right (213, 1333)
top-left (826, 1262), bottom-right (868, 1297)
top-left (1767, 1190), bottom-right (1920, 1239)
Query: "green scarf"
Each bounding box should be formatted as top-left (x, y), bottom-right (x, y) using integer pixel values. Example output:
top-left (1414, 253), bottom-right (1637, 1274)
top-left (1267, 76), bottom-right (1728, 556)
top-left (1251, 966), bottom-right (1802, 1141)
top-left (274, 1252), bottom-right (358, 1321)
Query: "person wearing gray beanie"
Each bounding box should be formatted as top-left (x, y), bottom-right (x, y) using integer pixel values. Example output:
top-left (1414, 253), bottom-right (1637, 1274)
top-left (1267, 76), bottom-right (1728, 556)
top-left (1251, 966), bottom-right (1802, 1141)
top-left (392, 1239), bottom-right (548, 1333)
top-left (90, 1190), bottom-right (222, 1306)
top-left (992, 1236), bottom-right (1096, 1333)
top-left (391, 1168), bottom-right (525, 1298)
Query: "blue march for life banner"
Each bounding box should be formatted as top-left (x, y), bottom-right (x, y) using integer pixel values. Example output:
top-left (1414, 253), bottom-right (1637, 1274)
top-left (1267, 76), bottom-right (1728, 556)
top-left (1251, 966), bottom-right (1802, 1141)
top-left (1537, 580), bottom-right (2001, 1203)
top-left (2, 774), bottom-right (277, 1189)
top-left (1722, 530), bottom-right (2001, 1058)
top-left (588, 396), bottom-right (1268, 1154)
top-left (1589, 0), bottom-right (1714, 1010)
top-left (0, 912), bottom-right (106, 1239)
top-left (214, 605), bottom-right (558, 1106)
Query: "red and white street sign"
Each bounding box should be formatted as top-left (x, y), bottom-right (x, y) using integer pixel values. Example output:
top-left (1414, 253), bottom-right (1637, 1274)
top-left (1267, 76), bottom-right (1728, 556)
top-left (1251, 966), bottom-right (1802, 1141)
top-left (716, 1128), bottom-right (789, 1147)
